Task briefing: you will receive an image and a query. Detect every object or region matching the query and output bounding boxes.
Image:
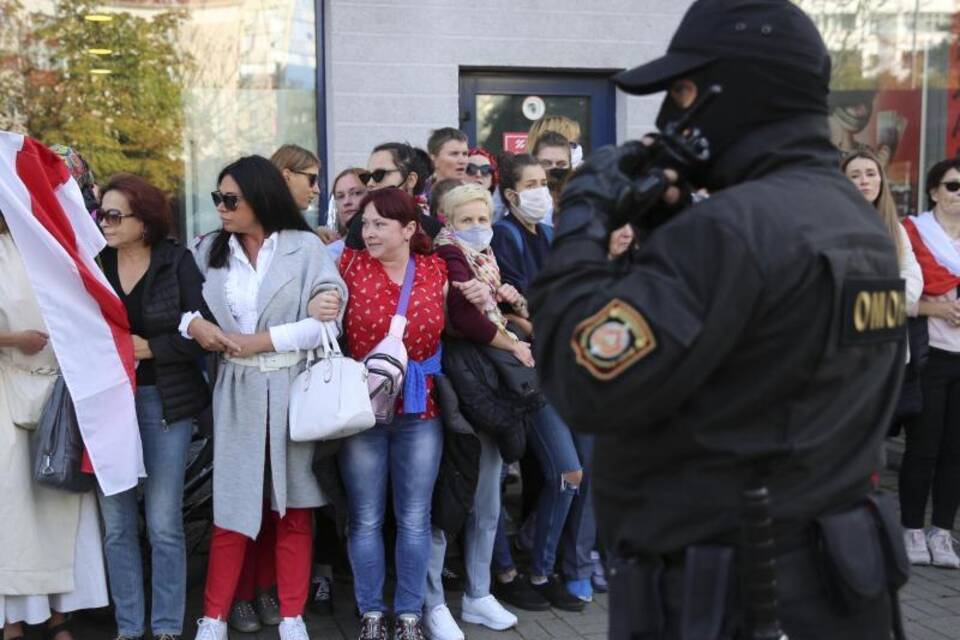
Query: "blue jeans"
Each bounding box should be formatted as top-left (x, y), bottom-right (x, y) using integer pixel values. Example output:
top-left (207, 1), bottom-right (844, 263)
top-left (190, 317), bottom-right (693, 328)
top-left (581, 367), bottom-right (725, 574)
top-left (97, 386), bottom-right (192, 637)
top-left (527, 403), bottom-right (581, 578)
top-left (561, 433), bottom-right (596, 581)
top-left (426, 432), bottom-right (502, 607)
top-left (339, 415), bottom-right (442, 616)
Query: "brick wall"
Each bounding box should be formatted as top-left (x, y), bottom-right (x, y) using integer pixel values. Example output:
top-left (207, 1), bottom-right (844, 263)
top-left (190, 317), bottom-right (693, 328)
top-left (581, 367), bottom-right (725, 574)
top-left (324, 0), bottom-right (691, 177)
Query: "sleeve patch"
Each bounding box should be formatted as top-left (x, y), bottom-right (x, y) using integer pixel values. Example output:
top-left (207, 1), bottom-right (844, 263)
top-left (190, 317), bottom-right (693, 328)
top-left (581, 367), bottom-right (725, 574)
top-left (571, 298), bottom-right (656, 381)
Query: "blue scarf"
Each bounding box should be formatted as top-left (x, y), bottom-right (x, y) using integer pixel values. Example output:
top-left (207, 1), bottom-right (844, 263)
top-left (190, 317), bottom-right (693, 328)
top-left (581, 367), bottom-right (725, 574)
top-left (402, 344), bottom-right (443, 414)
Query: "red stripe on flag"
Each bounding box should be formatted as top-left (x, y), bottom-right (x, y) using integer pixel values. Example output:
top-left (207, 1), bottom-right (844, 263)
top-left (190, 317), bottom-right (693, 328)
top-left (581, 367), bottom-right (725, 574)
top-left (903, 217), bottom-right (960, 296)
top-left (15, 138), bottom-right (136, 389)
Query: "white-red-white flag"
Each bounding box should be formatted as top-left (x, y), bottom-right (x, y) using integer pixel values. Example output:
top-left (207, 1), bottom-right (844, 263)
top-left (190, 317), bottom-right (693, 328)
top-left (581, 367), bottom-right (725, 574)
top-left (0, 131), bottom-right (144, 496)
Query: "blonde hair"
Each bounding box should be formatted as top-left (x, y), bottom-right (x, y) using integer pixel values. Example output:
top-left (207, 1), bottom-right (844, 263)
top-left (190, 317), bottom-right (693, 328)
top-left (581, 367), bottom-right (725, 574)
top-left (841, 149), bottom-right (902, 259)
top-left (442, 184), bottom-right (494, 224)
top-left (270, 144), bottom-right (320, 173)
top-left (527, 115), bottom-right (581, 154)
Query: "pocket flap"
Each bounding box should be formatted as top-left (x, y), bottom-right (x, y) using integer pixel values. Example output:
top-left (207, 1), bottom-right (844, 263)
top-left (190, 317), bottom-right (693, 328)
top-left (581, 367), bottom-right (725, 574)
top-left (818, 506), bottom-right (885, 600)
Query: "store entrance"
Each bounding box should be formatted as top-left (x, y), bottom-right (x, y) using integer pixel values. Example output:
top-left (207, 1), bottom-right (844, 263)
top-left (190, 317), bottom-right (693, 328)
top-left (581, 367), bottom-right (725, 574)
top-left (458, 70), bottom-right (617, 156)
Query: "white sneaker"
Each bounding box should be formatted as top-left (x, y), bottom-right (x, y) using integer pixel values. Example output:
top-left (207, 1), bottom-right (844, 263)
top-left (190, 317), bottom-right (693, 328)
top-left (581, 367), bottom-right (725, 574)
top-left (461, 594), bottom-right (518, 631)
top-left (904, 528), bottom-right (931, 565)
top-left (279, 615), bottom-right (311, 640)
top-left (423, 604), bottom-right (464, 640)
top-left (927, 528), bottom-right (960, 569)
top-left (195, 617), bottom-right (228, 640)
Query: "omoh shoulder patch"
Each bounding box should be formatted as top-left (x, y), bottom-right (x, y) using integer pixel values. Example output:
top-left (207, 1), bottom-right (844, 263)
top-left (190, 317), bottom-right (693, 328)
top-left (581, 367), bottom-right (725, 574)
top-left (571, 299), bottom-right (656, 380)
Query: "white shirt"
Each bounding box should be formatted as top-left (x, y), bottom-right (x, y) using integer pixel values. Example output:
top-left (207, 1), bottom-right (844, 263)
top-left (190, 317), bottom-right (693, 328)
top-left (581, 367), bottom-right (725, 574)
top-left (180, 232), bottom-right (328, 352)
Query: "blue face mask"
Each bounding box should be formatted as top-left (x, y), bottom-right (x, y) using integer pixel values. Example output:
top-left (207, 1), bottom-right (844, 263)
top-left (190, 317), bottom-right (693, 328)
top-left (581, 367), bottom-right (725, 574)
top-left (454, 225), bottom-right (494, 252)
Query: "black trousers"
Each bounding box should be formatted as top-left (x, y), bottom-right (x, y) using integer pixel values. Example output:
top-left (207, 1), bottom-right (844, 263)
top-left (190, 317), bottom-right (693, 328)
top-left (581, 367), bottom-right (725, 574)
top-left (609, 544), bottom-right (895, 640)
top-left (899, 347), bottom-right (960, 530)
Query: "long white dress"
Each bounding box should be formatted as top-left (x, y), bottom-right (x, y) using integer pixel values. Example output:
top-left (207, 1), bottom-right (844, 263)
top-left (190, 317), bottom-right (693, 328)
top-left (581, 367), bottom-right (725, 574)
top-left (0, 231), bottom-right (108, 624)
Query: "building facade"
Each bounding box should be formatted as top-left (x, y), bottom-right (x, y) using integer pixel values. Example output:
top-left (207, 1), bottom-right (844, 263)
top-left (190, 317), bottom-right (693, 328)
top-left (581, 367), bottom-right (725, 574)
top-left (1, 0), bottom-right (957, 235)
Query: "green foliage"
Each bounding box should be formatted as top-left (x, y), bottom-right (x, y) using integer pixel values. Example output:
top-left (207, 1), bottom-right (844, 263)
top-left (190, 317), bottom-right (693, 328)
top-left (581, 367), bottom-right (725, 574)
top-left (20, 0), bottom-right (190, 191)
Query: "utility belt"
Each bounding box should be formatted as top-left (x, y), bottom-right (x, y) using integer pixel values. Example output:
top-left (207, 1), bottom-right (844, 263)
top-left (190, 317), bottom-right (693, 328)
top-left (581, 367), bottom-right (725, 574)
top-left (608, 492), bottom-right (909, 640)
top-left (225, 351), bottom-right (305, 372)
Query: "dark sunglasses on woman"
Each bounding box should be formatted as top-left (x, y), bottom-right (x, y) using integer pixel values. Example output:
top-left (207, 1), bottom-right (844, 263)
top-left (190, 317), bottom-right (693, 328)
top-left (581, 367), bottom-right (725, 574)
top-left (359, 168), bottom-right (401, 185)
top-left (292, 170), bottom-right (319, 187)
top-left (942, 180), bottom-right (960, 193)
top-left (465, 163), bottom-right (494, 177)
top-left (96, 208), bottom-right (137, 226)
top-left (211, 190), bottom-right (242, 211)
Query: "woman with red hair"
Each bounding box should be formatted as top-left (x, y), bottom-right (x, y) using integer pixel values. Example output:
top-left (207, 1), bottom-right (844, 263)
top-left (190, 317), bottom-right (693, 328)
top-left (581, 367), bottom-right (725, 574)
top-left (338, 188), bottom-right (449, 640)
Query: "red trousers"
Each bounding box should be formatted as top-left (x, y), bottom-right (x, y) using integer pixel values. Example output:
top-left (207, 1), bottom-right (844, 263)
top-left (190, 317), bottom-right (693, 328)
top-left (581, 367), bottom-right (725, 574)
top-left (204, 506), bottom-right (312, 619)
top-left (235, 514), bottom-right (277, 602)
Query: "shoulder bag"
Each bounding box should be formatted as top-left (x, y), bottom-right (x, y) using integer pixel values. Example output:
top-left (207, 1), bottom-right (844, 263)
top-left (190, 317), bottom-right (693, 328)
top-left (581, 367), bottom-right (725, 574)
top-left (364, 258), bottom-right (415, 424)
top-left (289, 321), bottom-right (375, 442)
top-left (31, 376), bottom-right (96, 492)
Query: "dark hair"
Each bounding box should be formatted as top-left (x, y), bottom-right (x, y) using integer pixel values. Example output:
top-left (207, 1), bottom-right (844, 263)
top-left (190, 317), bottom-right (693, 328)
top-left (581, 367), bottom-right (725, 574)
top-left (498, 152), bottom-right (541, 195)
top-left (429, 178), bottom-right (463, 218)
top-left (371, 142), bottom-right (423, 195)
top-left (101, 173), bottom-right (171, 245)
top-left (427, 127), bottom-right (468, 157)
top-left (532, 131), bottom-right (571, 160)
top-left (358, 188), bottom-right (432, 255)
top-left (410, 147), bottom-right (433, 196)
top-left (926, 157), bottom-right (960, 210)
top-left (208, 155), bottom-right (313, 268)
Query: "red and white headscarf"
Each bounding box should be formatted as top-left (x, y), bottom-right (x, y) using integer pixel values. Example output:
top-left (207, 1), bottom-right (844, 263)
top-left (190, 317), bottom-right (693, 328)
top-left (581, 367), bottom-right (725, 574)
top-left (0, 131), bottom-right (144, 495)
top-left (903, 211), bottom-right (960, 296)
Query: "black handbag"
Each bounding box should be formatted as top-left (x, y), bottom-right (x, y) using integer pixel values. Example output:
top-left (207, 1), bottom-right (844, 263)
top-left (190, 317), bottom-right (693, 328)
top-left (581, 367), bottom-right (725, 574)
top-left (31, 376), bottom-right (96, 492)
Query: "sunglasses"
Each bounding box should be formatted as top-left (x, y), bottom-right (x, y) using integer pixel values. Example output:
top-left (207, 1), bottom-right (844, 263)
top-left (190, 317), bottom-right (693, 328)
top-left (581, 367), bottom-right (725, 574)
top-left (211, 190), bottom-right (242, 211)
top-left (292, 170), bottom-right (319, 187)
top-left (359, 168), bottom-right (401, 185)
top-left (97, 208), bottom-right (137, 226)
top-left (942, 181), bottom-right (960, 193)
top-left (465, 163), bottom-right (494, 177)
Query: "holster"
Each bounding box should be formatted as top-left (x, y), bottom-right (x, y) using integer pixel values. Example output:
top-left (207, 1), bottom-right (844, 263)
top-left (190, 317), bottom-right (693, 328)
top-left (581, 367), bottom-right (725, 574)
top-left (815, 491), bottom-right (910, 614)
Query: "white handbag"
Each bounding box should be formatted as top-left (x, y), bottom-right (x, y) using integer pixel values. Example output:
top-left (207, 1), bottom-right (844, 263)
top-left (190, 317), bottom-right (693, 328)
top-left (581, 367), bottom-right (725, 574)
top-left (289, 322), bottom-right (376, 442)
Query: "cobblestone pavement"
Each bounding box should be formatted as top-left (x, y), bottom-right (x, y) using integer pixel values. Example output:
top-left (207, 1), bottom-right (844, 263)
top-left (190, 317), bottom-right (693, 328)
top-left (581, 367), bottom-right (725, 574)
top-left (61, 444), bottom-right (960, 639)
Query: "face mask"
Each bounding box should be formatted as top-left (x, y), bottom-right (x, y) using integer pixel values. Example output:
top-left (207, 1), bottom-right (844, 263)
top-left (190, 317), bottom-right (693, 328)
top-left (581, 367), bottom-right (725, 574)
top-left (570, 143), bottom-right (584, 168)
top-left (514, 186), bottom-right (553, 223)
top-left (454, 225), bottom-right (494, 252)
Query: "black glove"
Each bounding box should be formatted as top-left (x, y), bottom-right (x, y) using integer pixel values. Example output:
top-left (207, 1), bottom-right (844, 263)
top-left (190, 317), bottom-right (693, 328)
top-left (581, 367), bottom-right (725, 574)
top-left (556, 140), bottom-right (688, 241)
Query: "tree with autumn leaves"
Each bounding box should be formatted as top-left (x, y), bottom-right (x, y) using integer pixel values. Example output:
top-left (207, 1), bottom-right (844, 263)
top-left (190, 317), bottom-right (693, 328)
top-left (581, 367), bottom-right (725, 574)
top-left (1, 0), bottom-right (189, 192)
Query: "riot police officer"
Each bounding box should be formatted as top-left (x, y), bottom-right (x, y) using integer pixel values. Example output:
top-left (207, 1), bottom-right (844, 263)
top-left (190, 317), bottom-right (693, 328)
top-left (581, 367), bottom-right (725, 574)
top-left (529, 1), bottom-right (909, 638)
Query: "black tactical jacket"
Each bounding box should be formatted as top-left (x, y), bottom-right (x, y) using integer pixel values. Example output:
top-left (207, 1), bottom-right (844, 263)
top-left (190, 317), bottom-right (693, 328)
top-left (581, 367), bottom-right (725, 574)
top-left (530, 115), bottom-right (905, 557)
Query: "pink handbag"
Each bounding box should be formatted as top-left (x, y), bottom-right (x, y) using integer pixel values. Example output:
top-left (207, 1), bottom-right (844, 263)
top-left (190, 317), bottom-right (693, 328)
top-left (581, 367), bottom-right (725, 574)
top-left (364, 258), bottom-right (415, 424)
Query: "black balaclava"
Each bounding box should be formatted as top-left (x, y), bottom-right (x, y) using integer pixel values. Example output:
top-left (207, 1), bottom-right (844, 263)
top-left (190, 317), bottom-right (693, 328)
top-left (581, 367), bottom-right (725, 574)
top-left (655, 56), bottom-right (830, 187)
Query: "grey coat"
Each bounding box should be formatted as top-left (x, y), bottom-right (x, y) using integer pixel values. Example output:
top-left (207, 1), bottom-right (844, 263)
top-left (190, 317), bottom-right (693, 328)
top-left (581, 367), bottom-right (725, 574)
top-left (194, 229), bottom-right (347, 538)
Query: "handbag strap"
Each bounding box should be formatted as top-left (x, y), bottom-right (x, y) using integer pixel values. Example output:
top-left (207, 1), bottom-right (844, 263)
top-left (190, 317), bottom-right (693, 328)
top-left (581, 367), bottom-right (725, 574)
top-left (395, 257), bottom-right (416, 318)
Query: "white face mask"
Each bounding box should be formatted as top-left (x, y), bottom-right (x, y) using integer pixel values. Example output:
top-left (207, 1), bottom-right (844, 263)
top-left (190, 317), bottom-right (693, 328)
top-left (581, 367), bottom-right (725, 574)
top-left (453, 225), bottom-right (494, 252)
top-left (571, 143), bottom-right (584, 168)
top-left (514, 186), bottom-right (553, 223)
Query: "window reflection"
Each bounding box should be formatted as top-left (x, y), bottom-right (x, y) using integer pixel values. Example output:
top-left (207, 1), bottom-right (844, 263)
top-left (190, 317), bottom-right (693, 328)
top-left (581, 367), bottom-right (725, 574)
top-left (0, 0), bottom-right (318, 237)
top-left (797, 0), bottom-right (958, 214)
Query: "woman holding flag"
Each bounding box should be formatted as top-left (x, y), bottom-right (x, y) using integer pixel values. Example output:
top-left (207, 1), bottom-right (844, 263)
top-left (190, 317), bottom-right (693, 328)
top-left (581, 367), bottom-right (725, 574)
top-left (901, 157), bottom-right (960, 570)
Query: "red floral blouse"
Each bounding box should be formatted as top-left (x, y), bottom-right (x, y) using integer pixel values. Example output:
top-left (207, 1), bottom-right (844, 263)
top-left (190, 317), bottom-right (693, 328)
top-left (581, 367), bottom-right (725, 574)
top-left (340, 248), bottom-right (447, 419)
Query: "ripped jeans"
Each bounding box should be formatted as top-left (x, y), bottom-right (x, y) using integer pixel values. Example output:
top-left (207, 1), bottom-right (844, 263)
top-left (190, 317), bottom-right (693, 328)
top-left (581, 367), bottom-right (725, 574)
top-left (526, 402), bottom-right (583, 577)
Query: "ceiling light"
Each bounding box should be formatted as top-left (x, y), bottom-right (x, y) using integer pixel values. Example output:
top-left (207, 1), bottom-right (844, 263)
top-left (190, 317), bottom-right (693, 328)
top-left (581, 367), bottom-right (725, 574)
top-left (88, 48), bottom-right (113, 55)
top-left (84, 14), bottom-right (113, 22)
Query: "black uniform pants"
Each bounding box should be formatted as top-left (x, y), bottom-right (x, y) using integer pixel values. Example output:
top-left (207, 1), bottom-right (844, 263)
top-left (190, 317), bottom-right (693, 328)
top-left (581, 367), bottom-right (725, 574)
top-left (609, 544), bottom-right (894, 640)
top-left (900, 347), bottom-right (960, 530)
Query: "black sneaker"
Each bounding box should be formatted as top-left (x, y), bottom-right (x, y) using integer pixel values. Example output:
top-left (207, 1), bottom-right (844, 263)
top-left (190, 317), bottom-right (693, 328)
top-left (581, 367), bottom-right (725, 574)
top-left (358, 612), bottom-right (387, 640)
top-left (440, 566), bottom-right (465, 592)
top-left (531, 575), bottom-right (586, 612)
top-left (254, 590), bottom-right (281, 626)
top-left (491, 574), bottom-right (551, 611)
top-left (311, 575), bottom-right (334, 616)
top-left (228, 600), bottom-right (262, 633)
top-left (394, 614), bottom-right (425, 640)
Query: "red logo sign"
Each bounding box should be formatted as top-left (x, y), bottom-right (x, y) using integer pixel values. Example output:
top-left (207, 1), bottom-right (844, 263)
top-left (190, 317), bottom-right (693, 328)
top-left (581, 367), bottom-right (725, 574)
top-left (503, 132), bottom-right (528, 154)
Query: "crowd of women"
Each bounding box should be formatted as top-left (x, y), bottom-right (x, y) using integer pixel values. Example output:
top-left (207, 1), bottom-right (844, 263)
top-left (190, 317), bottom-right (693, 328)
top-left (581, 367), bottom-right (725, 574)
top-left (4, 115), bottom-right (960, 640)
